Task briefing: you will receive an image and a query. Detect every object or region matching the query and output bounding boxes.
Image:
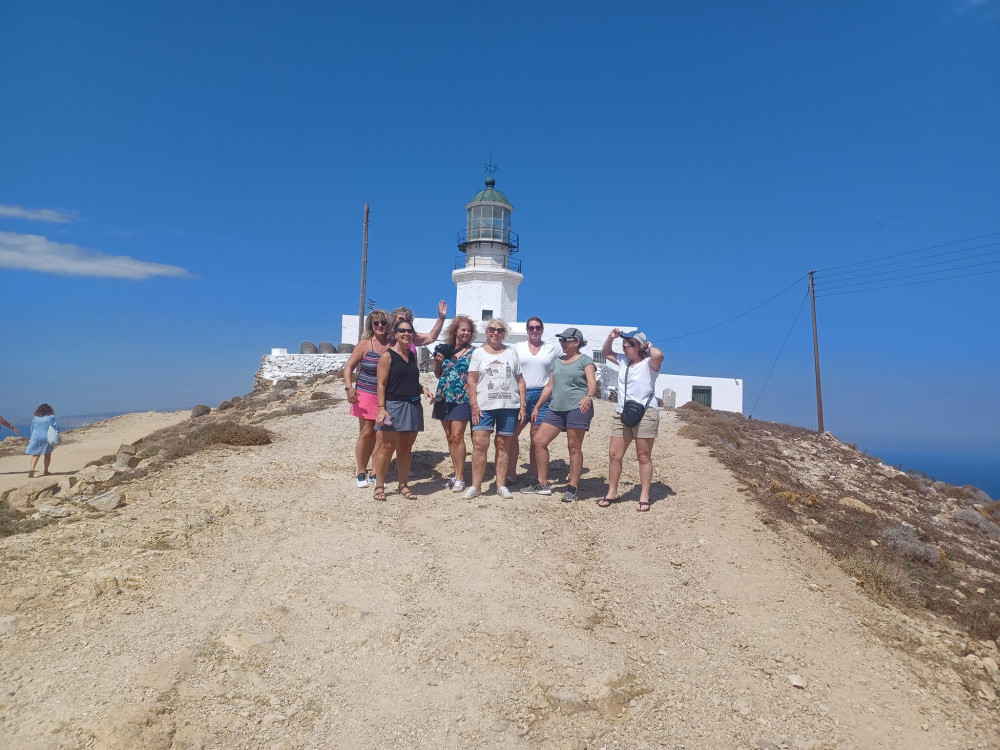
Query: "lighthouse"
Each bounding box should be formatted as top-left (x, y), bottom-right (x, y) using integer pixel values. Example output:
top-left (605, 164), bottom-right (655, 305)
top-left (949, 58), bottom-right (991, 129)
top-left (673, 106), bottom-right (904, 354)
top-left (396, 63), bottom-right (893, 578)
top-left (452, 176), bottom-right (522, 323)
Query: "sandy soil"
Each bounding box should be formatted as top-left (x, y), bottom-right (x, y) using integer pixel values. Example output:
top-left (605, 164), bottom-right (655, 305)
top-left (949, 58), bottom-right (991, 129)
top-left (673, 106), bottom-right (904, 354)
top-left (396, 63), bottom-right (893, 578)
top-left (0, 401), bottom-right (996, 749)
top-left (0, 412), bottom-right (188, 496)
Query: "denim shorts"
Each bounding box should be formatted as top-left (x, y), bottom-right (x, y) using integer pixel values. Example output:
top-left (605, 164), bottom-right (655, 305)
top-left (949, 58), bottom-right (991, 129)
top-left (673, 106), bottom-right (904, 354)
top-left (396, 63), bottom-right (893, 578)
top-left (525, 387), bottom-right (550, 425)
top-left (473, 408), bottom-right (518, 436)
top-left (433, 401), bottom-right (472, 422)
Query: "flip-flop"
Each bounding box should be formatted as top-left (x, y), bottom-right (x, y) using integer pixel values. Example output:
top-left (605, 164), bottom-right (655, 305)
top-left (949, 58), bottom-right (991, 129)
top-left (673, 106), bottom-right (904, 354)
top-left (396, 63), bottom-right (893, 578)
top-left (637, 501), bottom-right (651, 512)
top-left (597, 496), bottom-right (618, 508)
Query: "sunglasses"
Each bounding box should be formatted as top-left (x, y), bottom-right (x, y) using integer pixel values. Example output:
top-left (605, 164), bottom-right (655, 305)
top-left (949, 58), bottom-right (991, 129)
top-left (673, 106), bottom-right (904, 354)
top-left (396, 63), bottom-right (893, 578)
top-left (559, 337), bottom-right (577, 343)
top-left (486, 327), bottom-right (504, 334)
top-left (372, 321), bottom-right (388, 328)
top-left (396, 328), bottom-right (415, 334)
top-left (527, 325), bottom-right (543, 331)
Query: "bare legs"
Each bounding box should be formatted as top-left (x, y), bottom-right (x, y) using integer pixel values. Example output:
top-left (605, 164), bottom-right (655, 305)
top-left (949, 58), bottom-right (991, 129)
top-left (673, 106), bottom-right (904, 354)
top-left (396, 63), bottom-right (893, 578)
top-left (605, 435), bottom-right (655, 508)
top-left (28, 453), bottom-right (52, 478)
top-left (511, 417), bottom-right (539, 480)
top-left (355, 418), bottom-right (379, 476)
top-left (442, 420), bottom-right (469, 482)
top-left (565, 429), bottom-right (586, 489)
top-left (530, 422), bottom-right (561, 486)
top-left (470, 430), bottom-right (512, 491)
top-left (374, 431), bottom-right (417, 492)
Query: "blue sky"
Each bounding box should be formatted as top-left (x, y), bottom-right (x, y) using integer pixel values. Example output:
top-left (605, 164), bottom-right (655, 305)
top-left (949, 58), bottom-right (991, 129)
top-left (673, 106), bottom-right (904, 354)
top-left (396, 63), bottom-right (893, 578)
top-left (1, 2), bottom-right (998, 488)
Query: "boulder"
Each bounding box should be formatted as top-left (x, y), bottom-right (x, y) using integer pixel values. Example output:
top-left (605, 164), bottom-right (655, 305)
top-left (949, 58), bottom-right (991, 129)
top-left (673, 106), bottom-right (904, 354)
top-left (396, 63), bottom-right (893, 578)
top-left (87, 491), bottom-right (124, 512)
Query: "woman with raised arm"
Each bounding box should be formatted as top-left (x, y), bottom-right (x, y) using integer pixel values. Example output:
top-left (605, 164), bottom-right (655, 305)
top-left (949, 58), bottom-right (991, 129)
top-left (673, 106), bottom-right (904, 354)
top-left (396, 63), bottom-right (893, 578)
top-left (432, 315), bottom-right (478, 492)
top-left (372, 320), bottom-right (435, 501)
top-left (391, 300), bottom-right (448, 348)
top-left (600, 329), bottom-right (664, 512)
top-left (463, 318), bottom-right (526, 499)
top-left (343, 309), bottom-right (393, 487)
top-left (522, 328), bottom-right (598, 502)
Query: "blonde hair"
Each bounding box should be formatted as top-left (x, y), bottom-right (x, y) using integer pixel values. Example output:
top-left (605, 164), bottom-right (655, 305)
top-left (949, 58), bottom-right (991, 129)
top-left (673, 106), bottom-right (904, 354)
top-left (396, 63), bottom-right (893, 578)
top-left (445, 315), bottom-right (478, 347)
top-left (362, 309), bottom-right (390, 339)
top-left (485, 317), bottom-right (509, 338)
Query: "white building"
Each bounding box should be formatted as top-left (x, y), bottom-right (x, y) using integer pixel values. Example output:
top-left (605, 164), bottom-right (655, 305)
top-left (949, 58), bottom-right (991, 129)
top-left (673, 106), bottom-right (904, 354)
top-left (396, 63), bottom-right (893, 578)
top-left (339, 176), bottom-right (744, 413)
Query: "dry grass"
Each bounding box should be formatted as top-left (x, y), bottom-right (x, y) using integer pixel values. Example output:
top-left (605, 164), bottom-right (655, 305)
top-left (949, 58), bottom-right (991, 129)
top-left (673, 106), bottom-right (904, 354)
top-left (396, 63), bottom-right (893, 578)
top-left (675, 404), bottom-right (1000, 640)
top-left (0, 499), bottom-right (52, 538)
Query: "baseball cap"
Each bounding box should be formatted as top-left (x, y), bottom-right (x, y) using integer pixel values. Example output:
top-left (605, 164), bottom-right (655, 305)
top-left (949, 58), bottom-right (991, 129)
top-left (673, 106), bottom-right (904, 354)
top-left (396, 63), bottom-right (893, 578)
top-left (556, 327), bottom-right (586, 345)
top-left (621, 330), bottom-right (649, 348)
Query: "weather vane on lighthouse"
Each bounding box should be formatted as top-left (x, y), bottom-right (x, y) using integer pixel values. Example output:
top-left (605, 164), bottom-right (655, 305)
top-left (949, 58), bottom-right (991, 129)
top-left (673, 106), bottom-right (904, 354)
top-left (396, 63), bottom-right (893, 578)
top-left (484, 159), bottom-right (498, 177)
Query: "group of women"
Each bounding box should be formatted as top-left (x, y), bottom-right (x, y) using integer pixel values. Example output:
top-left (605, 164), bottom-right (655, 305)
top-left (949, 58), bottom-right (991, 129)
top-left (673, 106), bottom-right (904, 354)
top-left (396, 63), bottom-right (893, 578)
top-left (345, 308), bottom-right (663, 511)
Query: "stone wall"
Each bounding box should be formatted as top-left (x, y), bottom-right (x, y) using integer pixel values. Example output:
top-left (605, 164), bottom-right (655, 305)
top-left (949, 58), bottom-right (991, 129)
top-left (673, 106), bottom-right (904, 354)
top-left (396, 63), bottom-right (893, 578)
top-left (255, 354), bottom-right (350, 389)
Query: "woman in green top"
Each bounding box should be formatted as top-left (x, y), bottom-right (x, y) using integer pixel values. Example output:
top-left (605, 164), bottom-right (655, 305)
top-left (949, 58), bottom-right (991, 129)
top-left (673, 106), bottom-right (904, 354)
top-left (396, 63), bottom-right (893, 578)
top-left (522, 328), bottom-right (597, 502)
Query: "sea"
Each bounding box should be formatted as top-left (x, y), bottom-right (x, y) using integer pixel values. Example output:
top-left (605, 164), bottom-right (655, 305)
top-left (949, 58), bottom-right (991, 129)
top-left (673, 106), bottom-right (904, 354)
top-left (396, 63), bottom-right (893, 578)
top-left (3, 412), bottom-right (997, 501)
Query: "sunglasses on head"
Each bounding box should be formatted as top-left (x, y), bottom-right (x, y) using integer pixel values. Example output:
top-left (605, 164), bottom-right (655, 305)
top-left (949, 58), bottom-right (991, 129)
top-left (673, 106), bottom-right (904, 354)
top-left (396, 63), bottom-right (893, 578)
top-left (486, 327), bottom-right (504, 334)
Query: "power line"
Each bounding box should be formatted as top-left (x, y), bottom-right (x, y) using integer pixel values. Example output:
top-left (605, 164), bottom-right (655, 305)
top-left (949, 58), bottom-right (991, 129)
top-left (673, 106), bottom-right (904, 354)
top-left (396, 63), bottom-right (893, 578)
top-left (815, 258), bottom-right (1000, 293)
top-left (815, 266), bottom-right (1000, 297)
top-left (815, 231), bottom-right (1000, 273)
top-left (652, 274), bottom-right (808, 343)
top-left (816, 241), bottom-right (1000, 281)
top-left (748, 286), bottom-right (810, 419)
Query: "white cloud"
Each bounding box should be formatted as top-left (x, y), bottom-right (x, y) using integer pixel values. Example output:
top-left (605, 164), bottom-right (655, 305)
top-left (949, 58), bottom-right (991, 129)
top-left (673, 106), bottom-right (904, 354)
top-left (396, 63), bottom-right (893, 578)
top-left (0, 203), bottom-right (79, 223)
top-left (0, 231), bottom-right (194, 280)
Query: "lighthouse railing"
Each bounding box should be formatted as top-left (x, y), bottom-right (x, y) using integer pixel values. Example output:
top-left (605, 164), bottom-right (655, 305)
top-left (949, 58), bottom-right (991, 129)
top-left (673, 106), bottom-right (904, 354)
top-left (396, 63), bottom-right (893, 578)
top-left (457, 228), bottom-right (519, 250)
top-left (454, 255), bottom-right (522, 273)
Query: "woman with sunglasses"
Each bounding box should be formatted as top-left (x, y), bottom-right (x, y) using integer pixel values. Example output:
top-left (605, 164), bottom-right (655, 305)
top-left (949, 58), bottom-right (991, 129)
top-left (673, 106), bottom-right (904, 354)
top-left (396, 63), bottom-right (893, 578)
top-left (522, 328), bottom-right (597, 502)
top-left (343, 309), bottom-right (393, 487)
top-left (600, 328), bottom-right (664, 512)
top-left (391, 300), bottom-right (448, 349)
top-left (463, 318), bottom-right (526, 499)
top-left (372, 320), bottom-right (435, 501)
top-left (432, 314), bottom-right (478, 493)
top-left (511, 316), bottom-right (559, 485)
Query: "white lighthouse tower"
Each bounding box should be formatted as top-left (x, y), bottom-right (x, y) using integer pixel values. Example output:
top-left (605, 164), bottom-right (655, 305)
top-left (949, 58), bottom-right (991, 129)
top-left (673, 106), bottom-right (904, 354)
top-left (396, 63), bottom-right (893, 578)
top-left (452, 176), bottom-right (522, 323)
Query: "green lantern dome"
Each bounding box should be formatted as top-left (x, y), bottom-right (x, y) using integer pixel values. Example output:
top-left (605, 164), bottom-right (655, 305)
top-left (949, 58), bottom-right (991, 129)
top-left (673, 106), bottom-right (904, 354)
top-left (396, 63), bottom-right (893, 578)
top-left (469, 176), bottom-right (510, 205)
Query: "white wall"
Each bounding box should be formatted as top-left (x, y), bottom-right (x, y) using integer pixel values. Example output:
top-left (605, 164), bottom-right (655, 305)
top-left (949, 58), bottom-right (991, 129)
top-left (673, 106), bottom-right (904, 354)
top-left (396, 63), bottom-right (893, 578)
top-left (653, 373), bottom-right (743, 413)
top-left (452, 267), bottom-right (522, 322)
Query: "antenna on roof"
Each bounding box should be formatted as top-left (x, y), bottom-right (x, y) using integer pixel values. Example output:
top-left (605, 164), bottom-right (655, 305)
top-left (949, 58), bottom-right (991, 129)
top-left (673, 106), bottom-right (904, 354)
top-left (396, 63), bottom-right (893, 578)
top-left (484, 155), bottom-right (498, 177)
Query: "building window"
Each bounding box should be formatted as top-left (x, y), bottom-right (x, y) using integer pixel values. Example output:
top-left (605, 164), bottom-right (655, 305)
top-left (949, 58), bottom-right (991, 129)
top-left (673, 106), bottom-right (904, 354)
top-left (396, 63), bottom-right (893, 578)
top-left (482, 309), bottom-right (493, 321)
top-left (692, 386), bottom-right (712, 408)
top-left (592, 350), bottom-right (606, 365)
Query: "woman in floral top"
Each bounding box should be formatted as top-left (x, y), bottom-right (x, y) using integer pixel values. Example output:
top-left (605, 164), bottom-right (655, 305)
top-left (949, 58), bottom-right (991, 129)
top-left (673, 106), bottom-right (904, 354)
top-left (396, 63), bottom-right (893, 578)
top-left (433, 314), bottom-right (477, 493)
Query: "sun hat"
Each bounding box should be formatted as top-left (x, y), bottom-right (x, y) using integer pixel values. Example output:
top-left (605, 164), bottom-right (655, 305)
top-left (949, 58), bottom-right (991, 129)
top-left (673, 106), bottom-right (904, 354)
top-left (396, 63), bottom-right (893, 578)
top-left (556, 327), bottom-right (586, 346)
top-left (621, 330), bottom-right (649, 349)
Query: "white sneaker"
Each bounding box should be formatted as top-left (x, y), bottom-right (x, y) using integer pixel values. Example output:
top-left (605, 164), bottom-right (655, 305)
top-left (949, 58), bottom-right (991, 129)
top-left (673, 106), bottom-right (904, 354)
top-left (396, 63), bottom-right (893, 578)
top-left (356, 473), bottom-right (369, 488)
top-left (368, 474), bottom-right (377, 487)
top-left (452, 480), bottom-right (466, 492)
top-left (443, 477), bottom-right (456, 490)
top-left (461, 486), bottom-right (481, 500)
top-left (497, 486), bottom-right (513, 499)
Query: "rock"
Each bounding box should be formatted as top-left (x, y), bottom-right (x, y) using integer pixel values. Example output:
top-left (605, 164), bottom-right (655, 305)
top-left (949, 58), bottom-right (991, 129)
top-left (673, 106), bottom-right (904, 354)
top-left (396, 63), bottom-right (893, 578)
top-left (56, 476), bottom-right (78, 494)
top-left (87, 491), bottom-right (124, 512)
top-left (589, 685), bottom-right (627, 717)
top-left (79, 465), bottom-right (116, 483)
top-left (4, 481), bottom-right (59, 510)
top-left (0, 615), bottom-right (22, 635)
top-left (37, 504), bottom-right (73, 518)
top-left (839, 496), bottom-right (875, 514)
top-left (978, 681), bottom-right (996, 702)
top-left (755, 742), bottom-right (779, 750)
top-left (221, 632), bottom-right (279, 653)
top-left (114, 452), bottom-right (141, 470)
top-left (546, 689), bottom-right (591, 715)
top-left (982, 657), bottom-right (999, 680)
top-left (117, 443), bottom-right (137, 456)
top-left (788, 674), bottom-right (808, 688)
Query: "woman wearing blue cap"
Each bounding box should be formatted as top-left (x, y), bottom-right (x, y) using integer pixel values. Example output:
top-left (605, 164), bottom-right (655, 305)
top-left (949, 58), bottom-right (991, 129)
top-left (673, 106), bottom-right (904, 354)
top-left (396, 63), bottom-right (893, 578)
top-left (600, 329), bottom-right (663, 511)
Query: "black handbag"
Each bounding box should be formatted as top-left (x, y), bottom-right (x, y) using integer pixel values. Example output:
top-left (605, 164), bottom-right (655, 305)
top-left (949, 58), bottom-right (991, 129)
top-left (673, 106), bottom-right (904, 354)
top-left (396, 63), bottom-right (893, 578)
top-left (620, 362), bottom-right (654, 428)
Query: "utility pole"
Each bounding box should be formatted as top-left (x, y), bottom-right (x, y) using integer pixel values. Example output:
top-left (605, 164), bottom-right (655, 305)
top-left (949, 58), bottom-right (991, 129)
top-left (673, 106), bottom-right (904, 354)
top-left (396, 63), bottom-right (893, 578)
top-left (809, 270), bottom-right (824, 433)
top-left (358, 203), bottom-right (369, 342)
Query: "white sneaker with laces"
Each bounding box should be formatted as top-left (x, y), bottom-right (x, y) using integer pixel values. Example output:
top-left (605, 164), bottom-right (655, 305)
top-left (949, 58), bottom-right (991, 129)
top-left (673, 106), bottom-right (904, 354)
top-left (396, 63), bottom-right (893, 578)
top-left (452, 480), bottom-right (466, 492)
top-left (461, 486), bottom-right (481, 500)
top-left (497, 486), bottom-right (513, 499)
top-left (443, 477), bottom-right (455, 490)
top-left (368, 475), bottom-right (377, 487)
top-left (520, 483), bottom-right (552, 495)
top-left (356, 473), bottom-right (369, 488)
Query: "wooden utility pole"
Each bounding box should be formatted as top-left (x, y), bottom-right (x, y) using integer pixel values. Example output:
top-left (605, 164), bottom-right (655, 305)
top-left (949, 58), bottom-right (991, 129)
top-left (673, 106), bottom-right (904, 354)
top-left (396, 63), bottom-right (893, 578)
top-left (358, 203), bottom-right (369, 342)
top-left (809, 270), bottom-right (824, 433)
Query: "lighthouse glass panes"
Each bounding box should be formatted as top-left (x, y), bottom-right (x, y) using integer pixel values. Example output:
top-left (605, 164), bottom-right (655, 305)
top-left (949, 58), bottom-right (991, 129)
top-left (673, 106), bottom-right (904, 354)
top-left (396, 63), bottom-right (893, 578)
top-left (467, 205), bottom-right (511, 243)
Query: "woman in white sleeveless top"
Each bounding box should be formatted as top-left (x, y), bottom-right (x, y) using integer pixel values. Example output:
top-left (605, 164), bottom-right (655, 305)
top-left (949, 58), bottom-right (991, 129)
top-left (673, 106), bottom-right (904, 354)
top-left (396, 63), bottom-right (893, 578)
top-left (600, 329), bottom-right (664, 512)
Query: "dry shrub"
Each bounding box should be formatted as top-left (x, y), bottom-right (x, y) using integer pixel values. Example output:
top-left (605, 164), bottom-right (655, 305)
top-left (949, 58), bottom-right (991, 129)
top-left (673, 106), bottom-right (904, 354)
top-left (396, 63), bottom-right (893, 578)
top-left (310, 391), bottom-right (333, 401)
top-left (953, 507), bottom-right (1000, 537)
top-left (198, 421), bottom-right (270, 447)
top-left (842, 553), bottom-right (920, 606)
top-left (0, 498), bottom-right (51, 538)
top-left (0, 436), bottom-right (28, 459)
top-left (191, 404), bottom-right (211, 418)
top-left (882, 524), bottom-right (940, 565)
top-left (217, 400), bottom-right (234, 411)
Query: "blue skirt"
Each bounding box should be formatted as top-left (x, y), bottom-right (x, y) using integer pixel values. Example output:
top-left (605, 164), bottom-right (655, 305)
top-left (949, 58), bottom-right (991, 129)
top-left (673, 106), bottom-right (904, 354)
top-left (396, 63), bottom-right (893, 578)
top-left (375, 399), bottom-right (424, 433)
top-left (26, 436), bottom-right (54, 455)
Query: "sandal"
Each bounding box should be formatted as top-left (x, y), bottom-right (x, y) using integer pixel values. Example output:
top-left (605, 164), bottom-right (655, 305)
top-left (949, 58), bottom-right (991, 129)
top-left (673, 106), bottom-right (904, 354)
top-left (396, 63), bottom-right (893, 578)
top-left (399, 485), bottom-right (417, 501)
top-left (373, 485), bottom-right (387, 501)
top-left (637, 500), bottom-right (651, 512)
top-left (597, 496), bottom-right (618, 508)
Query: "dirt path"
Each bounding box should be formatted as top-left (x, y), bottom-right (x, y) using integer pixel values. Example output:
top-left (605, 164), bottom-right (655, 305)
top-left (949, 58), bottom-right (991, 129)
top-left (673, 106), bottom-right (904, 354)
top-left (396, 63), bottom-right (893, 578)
top-left (0, 402), bottom-right (995, 749)
top-left (0, 412), bottom-right (188, 495)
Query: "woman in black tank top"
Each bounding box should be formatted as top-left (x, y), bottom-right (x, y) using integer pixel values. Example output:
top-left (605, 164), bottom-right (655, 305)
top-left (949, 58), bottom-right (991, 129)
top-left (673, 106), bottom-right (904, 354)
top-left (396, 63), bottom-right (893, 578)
top-left (372, 320), bottom-right (434, 501)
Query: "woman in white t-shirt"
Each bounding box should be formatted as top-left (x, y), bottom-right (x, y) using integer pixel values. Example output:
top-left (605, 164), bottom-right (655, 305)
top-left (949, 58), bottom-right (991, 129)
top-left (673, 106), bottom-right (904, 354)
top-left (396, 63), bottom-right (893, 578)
top-left (600, 328), bottom-right (664, 512)
top-left (511, 316), bottom-right (560, 484)
top-left (464, 318), bottom-right (526, 500)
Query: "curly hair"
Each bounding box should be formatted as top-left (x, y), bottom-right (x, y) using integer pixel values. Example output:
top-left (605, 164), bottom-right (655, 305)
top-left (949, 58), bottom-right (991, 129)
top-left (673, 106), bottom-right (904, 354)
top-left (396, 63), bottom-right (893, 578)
top-left (34, 403), bottom-right (54, 417)
top-left (391, 306), bottom-right (414, 323)
top-left (362, 309), bottom-right (390, 339)
top-left (444, 315), bottom-right (477, 348)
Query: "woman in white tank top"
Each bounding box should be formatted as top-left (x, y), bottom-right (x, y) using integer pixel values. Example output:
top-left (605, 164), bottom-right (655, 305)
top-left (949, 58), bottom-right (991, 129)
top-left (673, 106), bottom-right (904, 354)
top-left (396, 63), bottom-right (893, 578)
top-left (600, 328), bottom-right (664, 512)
